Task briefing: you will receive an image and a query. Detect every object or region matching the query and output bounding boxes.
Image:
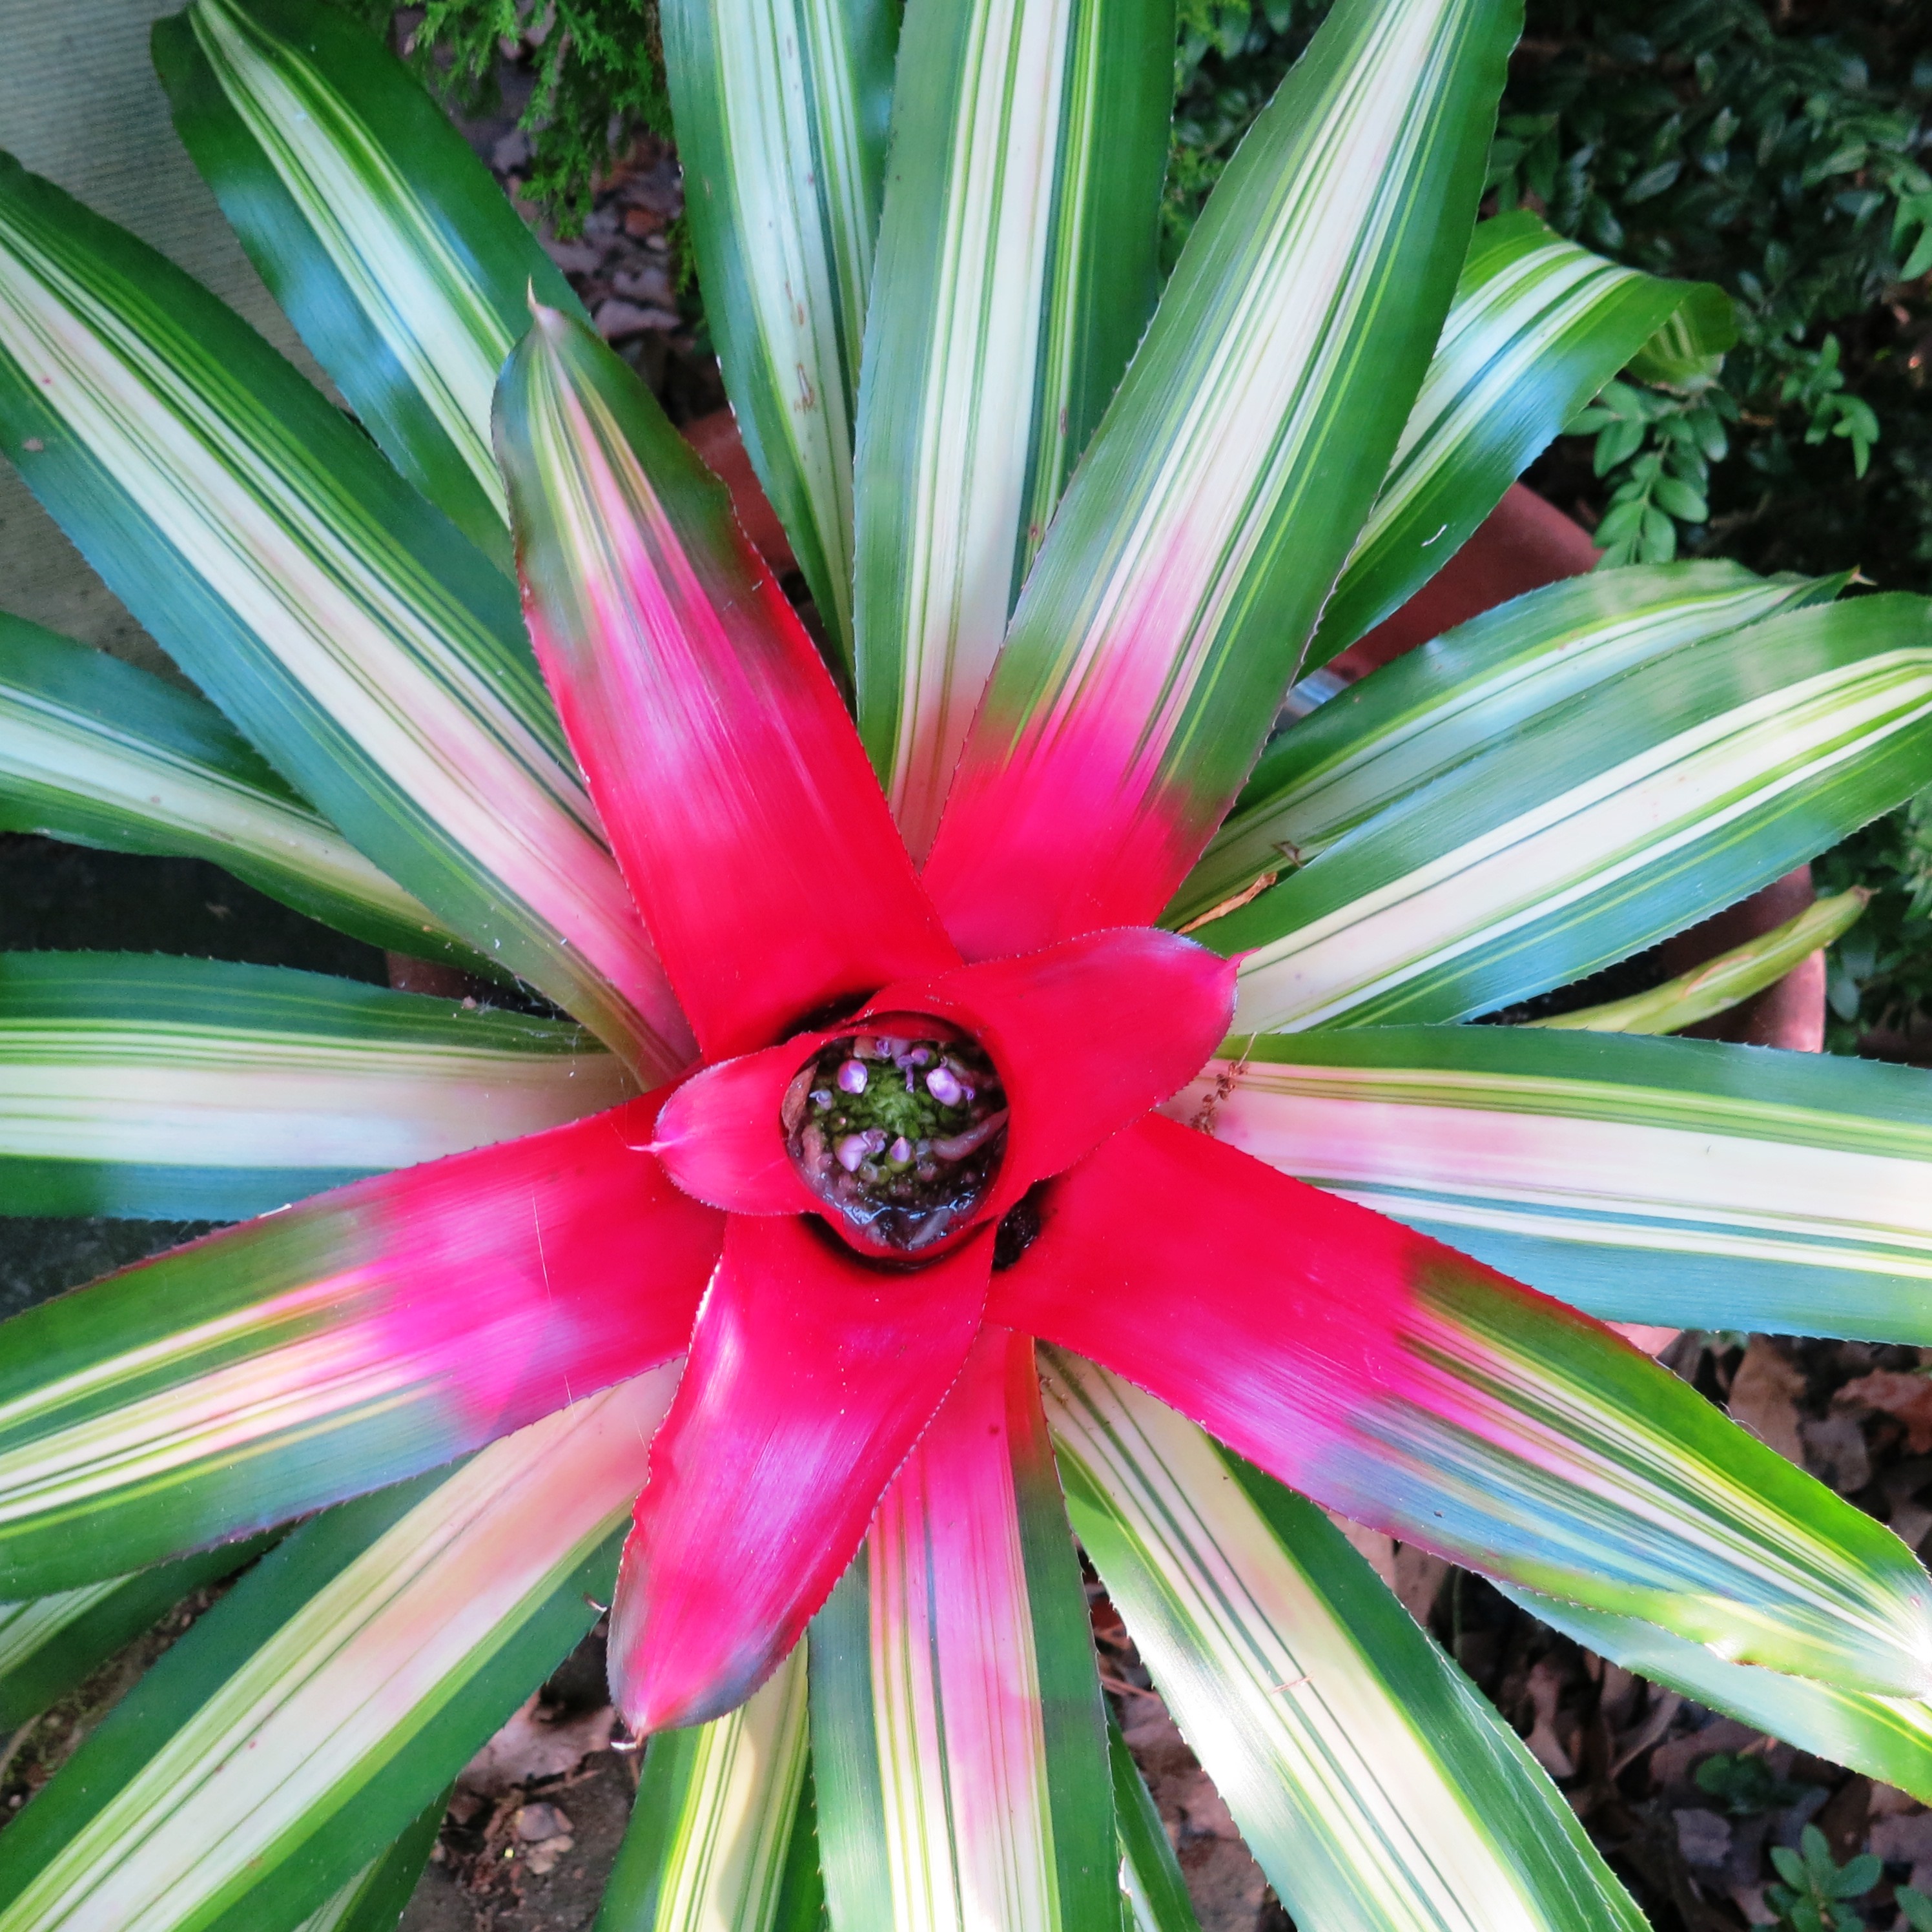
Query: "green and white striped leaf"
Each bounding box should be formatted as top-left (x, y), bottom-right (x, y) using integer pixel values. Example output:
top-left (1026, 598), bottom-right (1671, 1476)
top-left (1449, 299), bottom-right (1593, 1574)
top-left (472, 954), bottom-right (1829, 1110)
top-left (1526, 884), bottom-right (1868, 1036)
top-left (597, 1645), bottom-right (812, 1932)
top-left (919, 0), bottom-right (1521, 957)
top-left (0, 1537), bottom-right (273, 1728)
top-left (1043, 1356), bottom-right (1647, 1932)
top-left (852, 0), bottom-right (1173, 856)
top-left (0, 608), bottom-right (471, 963)
top-left (0, 951), bottom-right (631, 1219)
top-left (812, 1328), bottom-right (1116, 1932)
top-left (293, 1793), bottom-right (447, 1932)
top-left (1171, 1025), bottom-right (1932, 1342)
top-left (1204, 592), bottom-right (1932, 1034)
top-left (1109, 1714), bottom-right (1201, 1932)
top-left (1173, 561), bottom-right (1840, 929)
top-left (663, 0), bottom-right (896, 666)
top-left (0, 1370), bottom-right (673, 1932)
top-left (0, 154), bottom-right (692, 1079)
top-left (1306, 211), bottom-right (1733, 667)
top-left (156, 0), bottom-right (590, 564)
top-left (1508, 1586), bottom-right (1932, 1809)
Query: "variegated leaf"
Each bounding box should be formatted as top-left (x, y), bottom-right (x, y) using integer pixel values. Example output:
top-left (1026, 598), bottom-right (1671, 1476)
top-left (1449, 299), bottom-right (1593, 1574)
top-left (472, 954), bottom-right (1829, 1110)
top-left (663, 0), bottom-right (897, 664)
top-left (812, 1329), bottom-right (1115, 1932)
top-left (1526, 884), bottom-right (1868, 1036)
top-left (597, 1645), bottom-right (812, 1932)
top-left (156, 0), bottom-right (590, 562)
top-left (0, 951), bottom-right (631, 1218)
top-left (921, 0), bottom-right (1521, 957)
top-left (0, 608), bottom-right (466, 963)
top-left (0, 155), bottom-right (691, 1078)
top-left (0, 1537), bottom-right (272, 1728)
top-left (1109, 1714), bottom-right (1201, 1932)
top-left (1171, 1025), bottom-right (1932, 1342)
top-left (0, 1094), bottom-right (717, 1597)
top-left (1204, 593), bottom-right (1932, 1034)
top-left (853, 0), bottom-right (1172, 856)
top-left (1306, 210), bottom-right (1734, 666)
top-left (0, 1373), bottom-right (674, 1932)
top-left (292, 1794), bottom-right (447, 1932)
top-left (1173, 561), bottom-right (1839, 930)
top-left (1045, 1357), bottom-right (1647, 1932)
top-left (1509, 1586), bottom-right (1932, 1809)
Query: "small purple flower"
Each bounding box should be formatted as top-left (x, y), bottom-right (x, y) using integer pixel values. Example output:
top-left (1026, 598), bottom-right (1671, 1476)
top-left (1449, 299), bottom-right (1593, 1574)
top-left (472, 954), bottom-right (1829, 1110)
top-left (837, 1059), bottom-right (868, 1094)
top-left (925, 1065), bottom-right (965, 1106)
top-left (835, 1134), bottom-right (870, 1173)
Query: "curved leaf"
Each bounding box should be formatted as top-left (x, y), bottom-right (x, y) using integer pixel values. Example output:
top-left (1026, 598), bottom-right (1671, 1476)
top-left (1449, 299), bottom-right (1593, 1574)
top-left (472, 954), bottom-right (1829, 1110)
top-left (1527, 885), bottom-right (1867, 1035)
top-left (0, 951), bottom-right (632, 1218)
top-left (0, 154), bottom-right (690, 1077)
top-left (1510, 1585), bottom-right (1932, 1810)
top-left (662, 0), bottom-right (897, 664)
top-left (1206, 593), bottom-right (1932, 1034)
top-left (853, 0), bottom-right (1173, 856)
top-left (1306, 210), bottom-right (1734, 667)
top-left (0, 1373), bottom-right (673, 1932)
top-left (156, 0), bottom-right (590, 562)
top-left (921, 0), bottom-right (1521, 958)
top-left (1171, 1025), bottom-right (1932, 1342)
top-left (1173, 560), bottom-right (1839, 930)
top-left (0, 608), bottom-right (468, 962)
top-left (1045, 1356), bottom-right (1648, 1932)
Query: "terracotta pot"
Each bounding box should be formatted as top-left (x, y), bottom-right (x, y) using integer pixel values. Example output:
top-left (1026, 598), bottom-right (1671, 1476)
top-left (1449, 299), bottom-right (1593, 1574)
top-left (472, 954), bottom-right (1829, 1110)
top-left (393, 433), bottom-right (1829, 1058)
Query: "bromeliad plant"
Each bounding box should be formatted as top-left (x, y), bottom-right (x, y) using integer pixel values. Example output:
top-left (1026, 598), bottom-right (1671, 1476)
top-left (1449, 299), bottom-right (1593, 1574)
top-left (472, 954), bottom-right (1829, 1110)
top-left (5, 0), bottom-right (1932, 1926)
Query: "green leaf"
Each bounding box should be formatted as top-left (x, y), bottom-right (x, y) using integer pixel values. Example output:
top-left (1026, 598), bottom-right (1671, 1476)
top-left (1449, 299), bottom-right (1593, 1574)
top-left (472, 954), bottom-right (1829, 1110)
top-left (852, 0), bottom-right (1174, 856)
top-left (1170, 1024), bottom-right (1932, 1342)
top-left (0, 1536), bottom-right (274, 1728)
top-left (1171, 560), bottom-right (1838, 929)
top-left (1508, 1592), bottom-right (1932, 1810)
top-left (0, 1373), bottom-right (673, 1932)
top-left (1623, 279), bottom-right (1736, 390)
top-left (921, 0), bottom-right (1523, 956)
top-left (155, 0), bottom-right (591, 564)
top-left (1525, 885), bottom-right (1868, 1036)
top-left (0, 154), bottom-right (691, 1079)
top-left (1044, 1355), bottom-right (1649, 1932)
top-left (661, 0), bottom-right (897, 668)
top-left (1109, 1712), bottom-right (1202, 1932)
top-left (1307, 211), bottom-right (1719, 668)
top-left (1200, 593), bottom-right (1932, 1034)
top-left (294, 1791), bottom-right (449, 1932)
top-left (597, 1645), bottom-right (812, 1932)
top-left (0, 951), bottom-right (631, 1218)
top-left (810, 1331), bottom-right (1116, 1932)
top-left (0, 608), bottom-right (471, 964)
top-left (0, 1091), bottom-right (711, 1598)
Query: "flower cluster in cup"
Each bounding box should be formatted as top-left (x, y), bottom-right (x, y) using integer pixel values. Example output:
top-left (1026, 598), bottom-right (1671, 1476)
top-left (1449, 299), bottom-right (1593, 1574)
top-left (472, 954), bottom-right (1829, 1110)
top-left (782, 1021), bottom-right (1007, 1253)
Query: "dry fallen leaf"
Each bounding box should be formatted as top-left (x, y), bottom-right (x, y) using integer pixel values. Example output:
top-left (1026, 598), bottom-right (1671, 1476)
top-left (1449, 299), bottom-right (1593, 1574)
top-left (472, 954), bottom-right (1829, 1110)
top-left (1728, 1337), bottom-right (1806, 1464)
top-left (459, 1694), bottom-right (615, 1798)
top-left (1838, 1370), bottom-right (1932, 1454)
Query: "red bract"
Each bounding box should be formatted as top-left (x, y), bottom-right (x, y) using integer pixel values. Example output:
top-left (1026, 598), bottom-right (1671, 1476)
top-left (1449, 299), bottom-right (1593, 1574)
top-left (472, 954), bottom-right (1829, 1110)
top-left (500, 302), bottom-right (1256, 1730)
top-left (489, 302), bottom-right (1932, 1736)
